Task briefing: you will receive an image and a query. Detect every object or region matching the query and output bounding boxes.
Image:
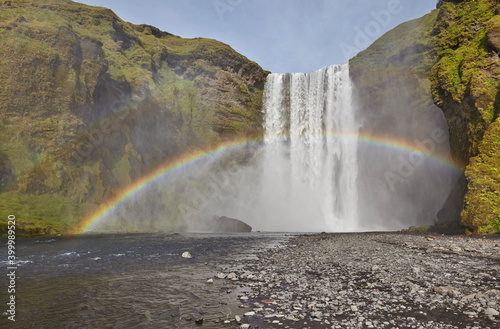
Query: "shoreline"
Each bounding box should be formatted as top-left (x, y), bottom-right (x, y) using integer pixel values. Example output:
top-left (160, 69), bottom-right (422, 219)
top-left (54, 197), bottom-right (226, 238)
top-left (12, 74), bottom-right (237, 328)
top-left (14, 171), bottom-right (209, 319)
top-left (218, 232), bottom-right (500, 329)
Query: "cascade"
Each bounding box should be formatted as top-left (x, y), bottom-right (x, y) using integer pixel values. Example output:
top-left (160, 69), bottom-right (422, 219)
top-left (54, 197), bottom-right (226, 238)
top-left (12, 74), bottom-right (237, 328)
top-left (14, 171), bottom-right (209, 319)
top-left (260, 64), bottom-right (360, 231)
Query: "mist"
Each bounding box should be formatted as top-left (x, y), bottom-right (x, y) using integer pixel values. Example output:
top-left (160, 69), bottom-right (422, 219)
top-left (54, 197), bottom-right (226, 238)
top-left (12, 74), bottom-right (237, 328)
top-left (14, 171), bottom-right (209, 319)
top-left (89, 62), bottom-right (461, 233)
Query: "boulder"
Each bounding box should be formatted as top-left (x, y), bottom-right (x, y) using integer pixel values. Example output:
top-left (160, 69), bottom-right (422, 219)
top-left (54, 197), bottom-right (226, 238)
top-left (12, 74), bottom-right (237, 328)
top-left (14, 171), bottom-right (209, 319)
top-left (487, 25), bottom-right (500, 53)
top-left (211, 216), bottom-right (252, 232)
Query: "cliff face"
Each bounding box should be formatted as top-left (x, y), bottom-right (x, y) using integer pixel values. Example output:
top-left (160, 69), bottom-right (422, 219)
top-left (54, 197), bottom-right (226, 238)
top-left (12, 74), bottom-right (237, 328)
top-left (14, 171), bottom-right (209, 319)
top-left (0, 0), bottom-right (267, 234)
top-left (351, 0), bottom-right (500, 234)
top-left (431, 0), bottom-right (500, 234)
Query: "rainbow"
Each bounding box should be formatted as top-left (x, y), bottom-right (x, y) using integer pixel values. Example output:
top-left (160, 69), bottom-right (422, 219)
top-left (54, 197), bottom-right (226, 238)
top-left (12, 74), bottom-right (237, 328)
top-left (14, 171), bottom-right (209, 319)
top-left (71, 132), bottom-right (464, 234)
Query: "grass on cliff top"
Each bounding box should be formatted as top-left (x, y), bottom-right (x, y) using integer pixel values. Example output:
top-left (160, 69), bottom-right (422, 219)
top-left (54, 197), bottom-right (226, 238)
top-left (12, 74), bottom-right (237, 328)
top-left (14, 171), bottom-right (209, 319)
top-left (350, 10), bottom-right (439, 75)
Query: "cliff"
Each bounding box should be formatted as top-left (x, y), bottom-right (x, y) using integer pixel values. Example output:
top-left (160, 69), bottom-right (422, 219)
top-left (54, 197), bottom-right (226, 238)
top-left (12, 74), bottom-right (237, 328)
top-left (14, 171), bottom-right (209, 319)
top-left (0, 0), bottom-right (267, 235)
top-left (351, 0), bottom-right (500, 234)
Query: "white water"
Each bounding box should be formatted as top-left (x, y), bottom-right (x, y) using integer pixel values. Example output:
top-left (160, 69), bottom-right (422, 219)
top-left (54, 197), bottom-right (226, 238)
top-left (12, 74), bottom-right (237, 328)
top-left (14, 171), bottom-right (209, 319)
top-left (259, 64), bottom-right (360, 231)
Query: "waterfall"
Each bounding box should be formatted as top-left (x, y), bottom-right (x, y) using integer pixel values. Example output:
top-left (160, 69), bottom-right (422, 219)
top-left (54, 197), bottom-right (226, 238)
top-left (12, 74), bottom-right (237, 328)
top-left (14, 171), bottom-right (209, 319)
top-left (260, 64), bottom-right (360, 231)
top-left (197, 63), bottom-right (455, 232)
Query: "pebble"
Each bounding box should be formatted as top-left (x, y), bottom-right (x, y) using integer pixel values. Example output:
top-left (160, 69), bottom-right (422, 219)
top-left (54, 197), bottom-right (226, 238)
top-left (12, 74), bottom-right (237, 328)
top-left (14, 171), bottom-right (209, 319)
top-left (220, 232), bottom-right (500, 329)
top-left (181, 251), bottom-right (192, 258)
top-left (484, 307), bottom-right (499, 316)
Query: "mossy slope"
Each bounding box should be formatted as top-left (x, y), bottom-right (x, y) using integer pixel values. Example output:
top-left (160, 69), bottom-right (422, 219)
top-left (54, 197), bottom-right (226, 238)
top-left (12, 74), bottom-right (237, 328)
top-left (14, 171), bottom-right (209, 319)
top-left (0, 0), bottom-right (267, 235)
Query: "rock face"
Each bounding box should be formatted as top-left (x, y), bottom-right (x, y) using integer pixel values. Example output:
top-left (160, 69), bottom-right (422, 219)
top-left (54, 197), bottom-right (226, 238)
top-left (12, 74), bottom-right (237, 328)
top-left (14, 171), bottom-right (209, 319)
top-left (350, 11), bottom-right (464, 229)
top-left (211, 216), bottom-right (252, 232)
top-left (430, 0), bottom-right (500, 234)
top-left (351, 0), bottom-right (500, 234)
top-left (0, 0), bottom-right (267, 234)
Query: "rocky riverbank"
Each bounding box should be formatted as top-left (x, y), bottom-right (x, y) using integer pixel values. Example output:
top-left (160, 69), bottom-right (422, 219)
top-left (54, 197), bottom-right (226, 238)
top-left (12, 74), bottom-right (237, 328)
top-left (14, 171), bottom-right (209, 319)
top-left (216, 232), bottom-right (500, 329)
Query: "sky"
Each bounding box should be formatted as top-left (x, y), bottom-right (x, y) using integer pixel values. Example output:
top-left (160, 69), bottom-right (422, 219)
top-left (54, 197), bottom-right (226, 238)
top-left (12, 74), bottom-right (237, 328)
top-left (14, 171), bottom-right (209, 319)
top-left (76, 0), bottom-right (438, 73)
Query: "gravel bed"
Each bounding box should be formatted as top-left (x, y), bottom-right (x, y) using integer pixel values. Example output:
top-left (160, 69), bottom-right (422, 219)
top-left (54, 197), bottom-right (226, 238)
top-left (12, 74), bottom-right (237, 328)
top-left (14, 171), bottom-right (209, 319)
top-left (215, 232), bottom-right (500, 329)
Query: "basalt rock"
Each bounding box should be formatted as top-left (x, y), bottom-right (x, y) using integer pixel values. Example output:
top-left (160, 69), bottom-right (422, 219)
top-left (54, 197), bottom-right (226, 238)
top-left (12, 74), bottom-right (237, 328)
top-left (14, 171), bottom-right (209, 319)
top-left (211, 216), bottom-right (252, 233)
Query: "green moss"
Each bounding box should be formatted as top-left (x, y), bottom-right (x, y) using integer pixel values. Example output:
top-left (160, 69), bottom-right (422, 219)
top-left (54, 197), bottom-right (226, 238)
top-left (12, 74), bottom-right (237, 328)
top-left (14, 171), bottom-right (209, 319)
top-left (461, 120), bottom-right (500, 234)
top-left (0, 192), bottom-right (90, 235)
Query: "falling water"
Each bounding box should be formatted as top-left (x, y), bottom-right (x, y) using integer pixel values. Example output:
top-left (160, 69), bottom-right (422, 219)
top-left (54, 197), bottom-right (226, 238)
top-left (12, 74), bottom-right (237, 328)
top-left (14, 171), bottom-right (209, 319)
top-left (260, 64), bottom-right (360, 231)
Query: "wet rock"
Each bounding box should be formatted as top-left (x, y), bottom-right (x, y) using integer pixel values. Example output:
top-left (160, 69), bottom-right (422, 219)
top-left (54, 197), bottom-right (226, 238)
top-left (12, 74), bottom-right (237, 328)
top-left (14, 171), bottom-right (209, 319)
top-left (212, 216), bottom-right (252, 232)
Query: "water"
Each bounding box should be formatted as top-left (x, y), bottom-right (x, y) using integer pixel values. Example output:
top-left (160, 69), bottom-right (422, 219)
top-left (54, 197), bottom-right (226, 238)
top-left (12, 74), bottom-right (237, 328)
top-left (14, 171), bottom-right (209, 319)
top-left (260, 64), bottom-right (359, 231)
top-left (0, 233), bottom-right (290, 328)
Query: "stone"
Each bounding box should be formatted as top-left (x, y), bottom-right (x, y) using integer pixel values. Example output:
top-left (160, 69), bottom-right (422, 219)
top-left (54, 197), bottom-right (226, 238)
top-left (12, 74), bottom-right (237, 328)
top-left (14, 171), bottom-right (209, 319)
top-left (194, 317), bottom-right (203, 325)
top-left (484, 308), bottom-right (499, 316)
top-left (433, 286), bottom-right (458, 293)
top-left (311, 311), bottom-right (323, 318)
top-left (240, 324), bottom-right (251, 329)
top-left (235, 315), bottom-right (241, 323)
top-left (206, 278), bottom-right (213, 284)
top-left (216, 272), bottom-right (226, 279)
top-left (244, 311), bottom-right (255, 316)
top-left (487, 25), bottom-right (500, 53)
top-left (210, 216), bottom-right (252, 232)
top-left (181, 251), bottom-right (192, 259)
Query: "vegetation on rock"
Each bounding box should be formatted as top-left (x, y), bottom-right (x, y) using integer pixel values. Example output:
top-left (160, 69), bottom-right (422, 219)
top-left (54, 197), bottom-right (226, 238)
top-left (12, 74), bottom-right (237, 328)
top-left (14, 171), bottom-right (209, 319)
top-left (0, 0), bottom-right (266, 236)
top-left (352, 0), bottom-right (500, 234)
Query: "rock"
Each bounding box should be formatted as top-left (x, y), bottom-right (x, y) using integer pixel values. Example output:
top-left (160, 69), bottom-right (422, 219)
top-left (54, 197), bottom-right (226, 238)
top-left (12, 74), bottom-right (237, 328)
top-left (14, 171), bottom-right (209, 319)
top-left (350, 305), bottom-right (358, 312)
top-left (484, 308), bottom-right (499, 316)
top-left (244, 311), bottom-right (255, 316)
top-left (181, 251), bottom-right (192, 259)
top-left (433, 286), bottom-right (458, 294)
top-left (194, 317), bottom-right (203, 325)
top-left (487, 24), bottom-right (500, 53)
top-left (311, 311), bottom-right (323, 318)
top-left (216, 272), bottom-right (226, 279)
top-left (227, 272), bottom-right (237, 280)
top-left (211, 216), bottom-right (252, 232)
top-left (235, 315), bottom-right (241, 323)
top-left (206, 278), bottom-right (213, 284)
top-left (240, 324), bottom-right (251, 329)
top-left (261, 299), bottom-right (275, 304)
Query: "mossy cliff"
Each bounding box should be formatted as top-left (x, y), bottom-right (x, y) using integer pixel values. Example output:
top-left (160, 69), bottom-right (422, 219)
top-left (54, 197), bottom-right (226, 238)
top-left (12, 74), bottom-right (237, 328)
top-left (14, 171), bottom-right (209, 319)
top-left (351, 0), bottom-right (500, 234)
top-left (0, 0), bottom-right (267, 235)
